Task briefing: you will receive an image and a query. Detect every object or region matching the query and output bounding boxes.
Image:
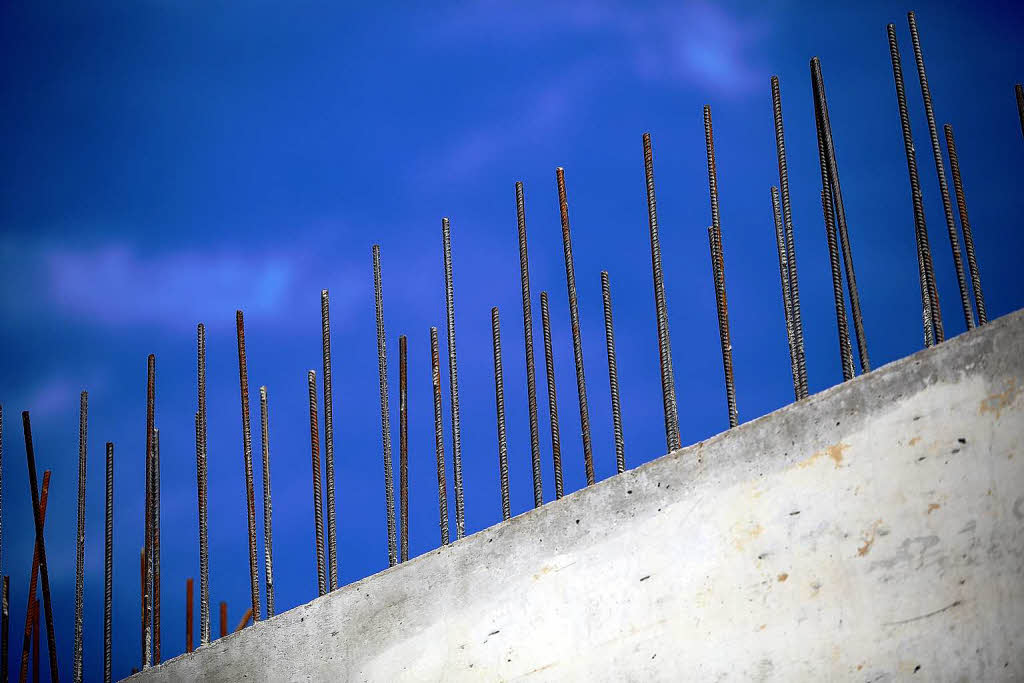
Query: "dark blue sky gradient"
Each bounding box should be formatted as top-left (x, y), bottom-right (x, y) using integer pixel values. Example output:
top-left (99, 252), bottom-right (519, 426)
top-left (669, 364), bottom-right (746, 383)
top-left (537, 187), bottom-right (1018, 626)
top-left (1, 1), bottom-right (1022, 679)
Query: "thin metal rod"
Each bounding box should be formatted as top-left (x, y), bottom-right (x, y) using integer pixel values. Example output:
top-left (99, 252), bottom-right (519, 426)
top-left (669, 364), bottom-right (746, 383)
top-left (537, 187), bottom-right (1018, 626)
top-left (555, 167), bottom-right (595, 485)
top-left (1017, 84), bottom-right (1024, 139)
top-left (887, 24), bottom-right (942, 346)
top-left (320, 290), bottom-right (338, 590)
top-left (491, 308), bottom-right (511, 521)
top-left (770, 77), bottom-right (808, 398)
top-left (138, 548), bottom-right (144, 668)
top-left (641, 133), bottom-right (681, 453)
top-left (539, 292), bottom-right (564, 500)
top-left (944, 124), bottom-right (987, 326)
top-left (399, 335), bottom-right (409, 562)
top-left (196, 325), bottom-right (210, 646)
top-left (600, 272), bottom-right (625, 474)
top-left (20, 414), bottom-right (58, 682)
top-left (3, 576), bottom-right (10, 683)
top-left (185, 579), bottom-right (194, 653)
top-left (372, 245), bottom-right (398, 566)
top-left (772, 186), bottom-right (800, 399)
top-left (30, 601), bottom-right (37, 683)
top-left (233, 609), bottom-right (252, 633)
top-left (907, 11), bottom-right (975, 331)
top-left (235, 311), bottom-right (261, 622)
top-left (811, 57), bottom-right (871, 372)
top-left (307, 370), bottom-right (326, 597)
top-left (515, 182), bottom-right (543, 507)
top-left (218, 603), bottom-right (227, 639)
top-left (18, 470), bottom-right (50, 683)
top-left (440, 218), bottom-right (466, 539)
top-left (430, 328), bottom-right (450, 546)
top-left (153, 428), bottom-right (161, 664)
top-left (72, 393), bottom-right (86, 683)
top-left (144, 355), bottom-right (154, 669)
top-left (259, 387), bottom-right (275, 617)
top-left (0, 405), bottom-right (3, 589)
top-left (103, 443), bottom-right (113, 683)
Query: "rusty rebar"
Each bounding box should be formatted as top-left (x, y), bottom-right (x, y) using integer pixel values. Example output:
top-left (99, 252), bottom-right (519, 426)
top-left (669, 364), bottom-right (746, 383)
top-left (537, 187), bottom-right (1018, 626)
top-left (233, 609), bottom-right (253, 633)
top-left (153, 427), bottom-right (161, 663)
top-left (3, 576), bottom-right (10, 683)
top-left (491, 308), bottom-right (511, 521)
top-left (770, 77), bottom-right (808, 398)
top-left (399, 335), bottom-right (409, 562)
top-left (259, 386), bottom-right (275, 617)
top-left (219, 602), bottom-right (227, 639)
top-left (772, 186), bottom-right (800, 399)
top-left (556, 167), bottom-right (595, 485)
top-left (430, 328), bottom-right (450, 546)
top-left (514, 182), bottom-right (544, 507)
top-left (600, 272), bottom-right (625, 474)
top-left (811, 57), bottom-right (870, 372)
top-left (103, 443), bottom-right (113, 683)
top-left (320, 290), bottom-right (338, 589)
top-left (540, 292), bottom-right (564, 500)
top-left (138, 549), bottom-right (144, 667)
top-left (440, 218), bottom-right (466, 539)
top-left (21, 414), bottom-right (57, 682)
top-left (373, 245), bottom-right (398, 566)
top-left (185, 579), bottom-right (193, 653)
top-left (235, 311), bottom-right (261, 623)
top-left (887, 24), bottom-right (942, 346)
top-left (944, 124), bottom-right (987, 326)
top-left (72, 393), bottom-right (86, 683)
top-left (196, 324), bottom-right (210, 645)
top-left (641, 133), bottom-right (681, 453)
top-left (907, 11), bottom-right (975, 331)
top-left (1017, 84), bottom-right (1024, 138)
top-left (307, 370), bottom-right (327, 596)
top-left (18, 470), bottom-right (50, 683)
top-left (144, 355), bottom-right (154, 669)
top-left (30, 601), bottom-right (37, 683)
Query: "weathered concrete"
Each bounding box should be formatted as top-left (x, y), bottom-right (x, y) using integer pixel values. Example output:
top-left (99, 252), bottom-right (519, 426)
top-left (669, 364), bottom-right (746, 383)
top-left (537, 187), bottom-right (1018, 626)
top-left (132, 309), bottom-right (1024, 682)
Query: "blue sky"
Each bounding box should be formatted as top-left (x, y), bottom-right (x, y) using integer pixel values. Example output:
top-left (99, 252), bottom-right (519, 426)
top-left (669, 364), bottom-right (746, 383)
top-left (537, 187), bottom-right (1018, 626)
top-left (1, 1), bottom-right (1022, 679)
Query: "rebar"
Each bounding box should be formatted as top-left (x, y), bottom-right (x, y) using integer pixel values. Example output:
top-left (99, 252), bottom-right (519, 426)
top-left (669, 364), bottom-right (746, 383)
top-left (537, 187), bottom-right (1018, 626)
top-left (144, 355), bottom-right (154, 669)
top-left (907, 11), bottom-right (975, 331)
top-left (399, 335), bottom-right (409, 562)
top-left (20, 414), bottom-right (58, 682)
top-left (641, 133), bottom-right (681, 453)
top-left (320, 290), bottom-right (338, 589)
top-left (1017, 84), bottom-right (1024, 138)
top-left (138, 549), bottom-right (144, 667)
top-left (196, 324), bottom-right (210, 645)
top-left (515, 182), bottom-right (544, 507)
top-left (811, 57), bottom-right (871, 372)
top-left (944, 124), bottom-right (987, 326)
top-left (18, 470), bottom-right (50, 683)
top-left (3, 576), bottom-right (10, 683)
top-left (235, 310), bottom-right (261, 622)
top-left (491, 308), bottom-right (511, 521)
top-left (440, 218), bottom-right (466, 540)
top-left (770, 77), bottom-right (808, 398)
top-left (219, 603), bottom-right (227, 639)
top-left (30, 601), bottom-right (37, 683)
top-left (887, 25), bottom-right (943, 346)
top-left (430, 328), bottom-right (450, 546)
top-left (259, 386), bottom-right (275, 617)
top-left (372, 245), bottom-right (398, 566)
top-left (185, 579), bottom-right (193, 653)
top-left (600, 272), bottom-right (626, 474)
top-left (0, 405), bottom-right (3, 587)
top-left (555, 167), bottom-right (595, 485)
top-left (153, 428), bottom-right (161, 663)
top-left (307, 370), bottom-right (327, 597)
top-left (72, 393), bottom-right (86, 683)
top-left (103, 443), bottom-right (113, 683)
top-left (772, 187), bottom-right (800, 399)
top-left (540, 292), bottom-right (564, 500)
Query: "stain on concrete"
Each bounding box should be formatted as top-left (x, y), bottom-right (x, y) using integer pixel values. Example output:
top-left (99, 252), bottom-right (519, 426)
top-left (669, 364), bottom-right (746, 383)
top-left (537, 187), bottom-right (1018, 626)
top-left (798, 443), bottom-right (850, 470)
top-left (858, 520), bottom-right (884, 557)
top-left (927, 503), bottom-right (941, 514)
top-left (777, 573), bottom-right (789, 582)
top-left (979, 377), bottom-right (1021, 420)
top-left (908, 437), bottom-right (921, 446)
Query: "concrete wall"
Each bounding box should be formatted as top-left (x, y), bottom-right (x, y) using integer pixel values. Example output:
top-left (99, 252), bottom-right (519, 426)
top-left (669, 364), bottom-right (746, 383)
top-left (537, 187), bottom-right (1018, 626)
top-left (131, 309), bottom-right (1024, 682)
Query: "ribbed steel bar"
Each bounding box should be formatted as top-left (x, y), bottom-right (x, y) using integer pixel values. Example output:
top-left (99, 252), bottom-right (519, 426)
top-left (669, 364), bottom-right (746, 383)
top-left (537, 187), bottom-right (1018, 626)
top-left (771, 187), bottom-right (800, 400)
top-left (20, 414), bottom-right (57, 682)
top-left (539, 292), bottom-right (564, 499)
top-left (103, 443), bottom-right (113, 683)
top-left (514, 182), bottom-right (544, 507)
top-left (811, 57), bottom-right (871, 372)
top-left (399, 335), bottom-right (409, 562)
top-left (3, 576), bottom-right (10, 683)
top-left (430, 328), bottom-right (450, 546)
top-left (30, 601), bottom-right (38, 683)
top-left (138, 549), bottom-right (144, 667)
top-left (185, 579), bottom-right (193, 653)
top-left (641, 133), bottom-right (681, 452)
top-left (259, 387), bottom-right (275, 617)
top-left (555, 167), bottom-right (595, 485)
top-left (234, 311), bottom-right (261, 622)
top-left (218, 603), bottom-right (226, 639)
top-left (944, 124), bottom-right (987, 326)
top-left (440, 218), bottom-right (466, 539)
top-left (491, 308), bottom-right (511, 521)
top-left (907, 11), bottom-right (975, 331)
top-left (144, 355), bottom-right (154, 669)
top-left (600, 272), bottom-right (625, 474)
top-left (887, 24), bottom-right (942, 346)
top-left (72, 392), bottom-right (86, 683)
top-left (18, 471), bottom-right (50, 683)
top-left (153, 428), bottom-right (161, 663)
top-left (1017, 84), bottom-right (1024, 138)
top-left (320, 290), bottom-right (338, 589)
top-left (770, 77), bottom-right (808, 398)
top-left (196, 325), bottom-right (210, 646)
top-left (307, 370), bottom-right (326, 597)
top-left (372, 245), bottom-right (398, 566)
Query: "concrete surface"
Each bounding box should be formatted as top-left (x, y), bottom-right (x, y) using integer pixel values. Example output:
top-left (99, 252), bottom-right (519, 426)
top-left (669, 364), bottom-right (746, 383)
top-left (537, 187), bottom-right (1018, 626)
top-left (130, 309), bottom-right (1024, 682)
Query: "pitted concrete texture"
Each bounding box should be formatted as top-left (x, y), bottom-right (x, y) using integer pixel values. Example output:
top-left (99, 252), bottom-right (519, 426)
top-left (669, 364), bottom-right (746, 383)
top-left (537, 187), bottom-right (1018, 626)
top-left (130, 309), bottom-right (1024, 681)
